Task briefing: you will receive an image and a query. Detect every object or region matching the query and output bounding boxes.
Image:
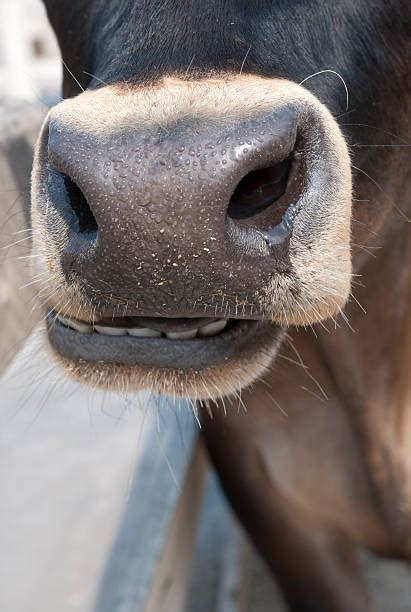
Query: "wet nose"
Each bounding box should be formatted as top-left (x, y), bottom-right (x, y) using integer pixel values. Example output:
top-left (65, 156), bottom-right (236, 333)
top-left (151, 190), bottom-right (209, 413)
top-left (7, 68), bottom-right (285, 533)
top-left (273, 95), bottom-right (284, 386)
top-left (46, 106), bottom-right (301, 305)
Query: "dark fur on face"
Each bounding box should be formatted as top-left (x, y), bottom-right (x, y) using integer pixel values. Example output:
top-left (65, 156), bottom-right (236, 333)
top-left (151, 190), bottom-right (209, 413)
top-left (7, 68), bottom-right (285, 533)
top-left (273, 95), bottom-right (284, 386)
top-left (44, 0), bottom-right (410, 128)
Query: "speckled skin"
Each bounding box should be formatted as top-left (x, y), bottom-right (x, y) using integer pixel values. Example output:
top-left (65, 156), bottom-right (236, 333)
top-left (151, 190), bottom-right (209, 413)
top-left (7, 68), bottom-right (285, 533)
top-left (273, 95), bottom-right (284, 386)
top-left (32, 79), bottom-right (352, 322)
top-left (47, 106), bottom-right (298, 317)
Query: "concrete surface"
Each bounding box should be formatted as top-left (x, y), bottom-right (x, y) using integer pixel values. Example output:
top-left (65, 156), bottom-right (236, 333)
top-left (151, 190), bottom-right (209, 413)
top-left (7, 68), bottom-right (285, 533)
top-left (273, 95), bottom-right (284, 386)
top-left (0, 333), bottom-right (199, 612)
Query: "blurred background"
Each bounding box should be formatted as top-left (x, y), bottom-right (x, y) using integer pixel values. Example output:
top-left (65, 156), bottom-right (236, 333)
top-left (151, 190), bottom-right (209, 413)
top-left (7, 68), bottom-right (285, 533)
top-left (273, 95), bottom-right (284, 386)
top-left (0, 0), bottom-right (61, 102)
top-left (0, 0), bottom-right (61, 373)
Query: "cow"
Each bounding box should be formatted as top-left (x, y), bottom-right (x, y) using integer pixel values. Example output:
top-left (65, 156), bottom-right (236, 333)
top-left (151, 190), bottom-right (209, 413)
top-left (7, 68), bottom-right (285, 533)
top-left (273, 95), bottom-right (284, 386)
top-left (30, 1), bottom-right (410, 610)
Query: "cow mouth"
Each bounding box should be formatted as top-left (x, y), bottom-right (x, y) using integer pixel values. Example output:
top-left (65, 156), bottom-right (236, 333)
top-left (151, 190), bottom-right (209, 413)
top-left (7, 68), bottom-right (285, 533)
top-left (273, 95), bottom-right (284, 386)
top-left (46, 312), bottom-right (277, 370)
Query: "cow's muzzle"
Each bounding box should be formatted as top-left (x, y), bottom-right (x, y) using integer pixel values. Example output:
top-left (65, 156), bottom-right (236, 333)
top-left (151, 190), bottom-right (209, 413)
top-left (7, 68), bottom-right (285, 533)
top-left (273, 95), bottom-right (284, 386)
top-left (31, 76), bottom-right (352, 399)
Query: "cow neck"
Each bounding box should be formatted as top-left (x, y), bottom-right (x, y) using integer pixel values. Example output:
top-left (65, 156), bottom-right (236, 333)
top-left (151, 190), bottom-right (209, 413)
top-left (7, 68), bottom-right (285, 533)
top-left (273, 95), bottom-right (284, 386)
top-left (315, 163), bottom-right (411, 542)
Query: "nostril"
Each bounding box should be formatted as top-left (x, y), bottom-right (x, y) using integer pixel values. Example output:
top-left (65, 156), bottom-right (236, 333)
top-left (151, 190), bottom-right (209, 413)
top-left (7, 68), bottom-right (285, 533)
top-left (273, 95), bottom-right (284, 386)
top-left (63, 174), bottom-right (98, 234)
top-left (227, 154), bottom-right (293, 220)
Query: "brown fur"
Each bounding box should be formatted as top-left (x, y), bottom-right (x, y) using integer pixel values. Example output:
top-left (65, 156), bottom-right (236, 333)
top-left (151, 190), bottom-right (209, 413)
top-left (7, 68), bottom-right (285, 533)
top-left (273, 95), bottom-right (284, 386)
top-left (202, 114), bottom-right (411, 609)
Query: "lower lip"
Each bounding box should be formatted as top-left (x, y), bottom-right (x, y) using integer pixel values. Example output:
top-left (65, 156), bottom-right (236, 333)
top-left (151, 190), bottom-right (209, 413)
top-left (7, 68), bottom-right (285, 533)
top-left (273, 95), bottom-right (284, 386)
top-left (46, 314), bottom-right (276, 369)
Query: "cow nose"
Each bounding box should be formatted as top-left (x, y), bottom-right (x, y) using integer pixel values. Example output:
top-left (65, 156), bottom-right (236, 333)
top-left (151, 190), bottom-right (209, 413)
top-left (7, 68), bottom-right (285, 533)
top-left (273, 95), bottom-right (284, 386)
top-left (43, 102), bottom-right (311, 316)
